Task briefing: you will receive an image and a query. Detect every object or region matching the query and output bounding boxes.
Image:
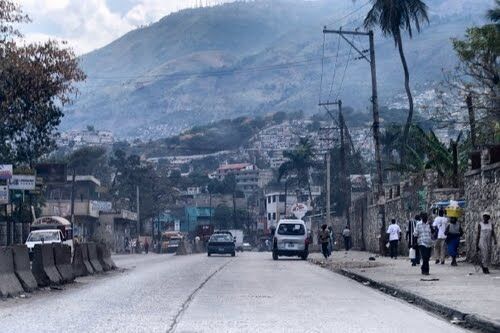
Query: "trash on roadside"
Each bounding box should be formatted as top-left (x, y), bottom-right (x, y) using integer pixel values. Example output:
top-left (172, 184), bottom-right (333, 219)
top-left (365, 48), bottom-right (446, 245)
top-left (420, 278), bottom-right (440, 282)
top-left (362, 281), bottom-right (370, 286)
top-left (50, 285), bottom-right (64, 291)
top-left (450, 317), bottom-right (465, 325)
top-left (368, 257), bottom-right (376, 261)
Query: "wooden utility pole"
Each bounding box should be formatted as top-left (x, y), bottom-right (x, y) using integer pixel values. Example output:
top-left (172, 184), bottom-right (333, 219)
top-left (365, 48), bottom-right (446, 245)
top-left (323, 28), bottom-right (385, 250)
top-left (338, 103), bottom-right (351, 228)
top-left (136, 185), bottom-right (140, 237)
top-left (70, 169), bottom-right (76, 239)
top-left (466, 94), bottom-right (477, 149)
top-left (319, 100), bottom-right (342, 227)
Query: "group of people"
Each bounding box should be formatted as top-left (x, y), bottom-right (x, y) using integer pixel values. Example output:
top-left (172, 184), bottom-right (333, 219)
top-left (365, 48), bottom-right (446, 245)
top-left (318, 224), bottom-right (352, 259)
top-left (397, 210), bottom-right (497, 275)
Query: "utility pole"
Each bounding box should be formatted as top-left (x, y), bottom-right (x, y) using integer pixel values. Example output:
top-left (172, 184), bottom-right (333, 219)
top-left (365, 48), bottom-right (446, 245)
top-left (319, 100), bottom-right (341, 227)
top-left (136, 185), bottom-right (140, 237)
top-left (338, 102), bottom-right (351, 228)
top-left (323, 28), bottom-right (385, 252)
top-left (70, 169), bottom-right (76, 240)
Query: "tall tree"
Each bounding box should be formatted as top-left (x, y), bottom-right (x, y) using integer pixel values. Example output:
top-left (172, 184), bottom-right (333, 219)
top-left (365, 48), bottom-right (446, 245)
top-left (0, 0), bottom-right (86, 164)
top-left (363, 0), bottom-right (429, 153)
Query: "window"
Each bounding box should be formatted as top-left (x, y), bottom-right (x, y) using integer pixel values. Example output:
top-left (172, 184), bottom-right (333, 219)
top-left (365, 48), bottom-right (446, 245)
top-left (268, 213), bottom-right (271, 220)
top-left (272, 196), bottom-right (276, 203)
top-left (268, 197), bottom-right (271, 203)
top-left (277, 223), bottom-right (305, 236)
top-left (272, 213), bottom-right (276, 220)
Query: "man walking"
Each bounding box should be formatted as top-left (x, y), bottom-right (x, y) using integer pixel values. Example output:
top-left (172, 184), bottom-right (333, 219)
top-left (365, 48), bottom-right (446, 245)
top-left (414, 213), bottom-right (433, 275)
top-left (342, 225), bottom-right (351, 252)
top-left (432, 209), bottom-right (448, 264)
top-left (406, 214), bottom-right (421, 266)
top-left (319, 224), bottom-right (331, 259)
top-left (387, 219), bottom-right (401, 259)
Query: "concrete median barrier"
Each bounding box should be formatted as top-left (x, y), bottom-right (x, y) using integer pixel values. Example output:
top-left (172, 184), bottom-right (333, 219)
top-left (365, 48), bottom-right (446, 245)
top-left (96, 243), bottom-right (116, 271)
top-left (87, 243), bottom-right (103, 273)
top-left (11, 245), bottom-right (38, 292)
top-left (72, 243), bottom-right (93, 277)
top-left (0, 247), bottom-right (24, 297)
top-left (53, 244), bottom-right (74, 283)
top-left (32, 244), bottom-right (63, 287)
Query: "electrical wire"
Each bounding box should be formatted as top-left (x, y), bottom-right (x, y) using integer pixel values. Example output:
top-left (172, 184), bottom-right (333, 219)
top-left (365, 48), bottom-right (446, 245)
top-left (319, 33), bottom-right (326, 104)
top-left (326, 32), bottom-right (342, 103)
top-left (325, 1), bottom-right (371, 28)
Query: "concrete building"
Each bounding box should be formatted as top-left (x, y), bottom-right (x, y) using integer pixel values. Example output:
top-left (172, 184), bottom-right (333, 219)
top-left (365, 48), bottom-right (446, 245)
top-left (95, 209), bottom-right (138, 252)
top-left (264, 191), bottom-right (298, 230)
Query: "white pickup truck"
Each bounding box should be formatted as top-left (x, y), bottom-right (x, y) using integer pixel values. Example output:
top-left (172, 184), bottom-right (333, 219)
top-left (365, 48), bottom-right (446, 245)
top-left (25, 229), bottom-right (66, 259)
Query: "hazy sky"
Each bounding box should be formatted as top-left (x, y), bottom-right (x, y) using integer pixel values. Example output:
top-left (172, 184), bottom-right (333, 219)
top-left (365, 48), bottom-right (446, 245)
top-left (17, 0), bottom-right (235, 54)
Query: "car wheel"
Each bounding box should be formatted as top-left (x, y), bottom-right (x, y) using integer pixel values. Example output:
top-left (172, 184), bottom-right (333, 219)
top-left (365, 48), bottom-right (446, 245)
top-left (301, 252), bottom-right (308, 260)
top-left (272, 250), bottom-right (278, 260)
top-left (231, 252), bottom-right (236, 257)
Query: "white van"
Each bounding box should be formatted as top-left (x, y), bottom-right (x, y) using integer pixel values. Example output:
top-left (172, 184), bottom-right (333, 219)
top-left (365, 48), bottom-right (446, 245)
top-left (272, 219), bottom-right (309, 260)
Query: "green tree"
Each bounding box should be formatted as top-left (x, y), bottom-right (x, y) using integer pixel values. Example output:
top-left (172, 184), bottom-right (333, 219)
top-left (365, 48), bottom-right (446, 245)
top-left (451, 25), bottom-right (500, 143)
top-left (278, 137), bottom-right (317, 206)
top-left (0, 0), bottom-right (86, 164)
top-left (363, 0), bottom-right (429, 150)
top-left (213, 204), bottom-right (232, 230)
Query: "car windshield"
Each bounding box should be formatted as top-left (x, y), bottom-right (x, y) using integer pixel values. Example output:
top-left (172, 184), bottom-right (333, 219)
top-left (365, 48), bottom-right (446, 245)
top-left (169, 239), bottom-right (180, 245)
top-left (210, 234), bottom-right (232, 242)
top-left (27, 231), bottom-right (60, 242)
top-left (277, 223), bottom-right (305, 236)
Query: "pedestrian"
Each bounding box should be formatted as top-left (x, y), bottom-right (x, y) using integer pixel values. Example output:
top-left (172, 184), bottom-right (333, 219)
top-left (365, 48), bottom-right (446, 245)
top-left (386, 219), bottom-right (401, 259)
top-left (432, 209), bottom-right (448, 264)
top-left (124, 237), bottom-right (130, 254)
top-left (327, 225), bottom-right (334, 256)
top-left (144, 239), bottom-right (149, 254)
top-left (406, 214), bottom-right (421, 266)
top-left (342, 225), bottom-right (351, 251)
top-left (445, 217), bottom-right (463, 266)
top-left (414, 212), bottom-right (433, 275)
top-left (319, 224), bottom-right (331, 259)
top-left (476, 212), bottom-right (498, 274)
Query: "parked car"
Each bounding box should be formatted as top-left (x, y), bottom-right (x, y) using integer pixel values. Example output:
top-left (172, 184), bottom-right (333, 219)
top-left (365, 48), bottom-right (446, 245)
top-left (25, 229), bottom-right (65, 260)
top-left (207, 233), bottom-right (236, 257)
top-left (272, 219), bottom-right (308, 260)
top-left (242, 242), bottom-right (252, 251)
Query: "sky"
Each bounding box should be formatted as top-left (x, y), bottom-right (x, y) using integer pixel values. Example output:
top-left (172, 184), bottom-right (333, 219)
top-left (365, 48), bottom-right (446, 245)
top-left (17, 0), bottom-right (236, 54)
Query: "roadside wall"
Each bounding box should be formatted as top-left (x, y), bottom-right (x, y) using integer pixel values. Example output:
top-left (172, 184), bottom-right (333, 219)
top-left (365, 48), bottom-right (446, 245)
top-left (464, 160), bottom-right (500, 265)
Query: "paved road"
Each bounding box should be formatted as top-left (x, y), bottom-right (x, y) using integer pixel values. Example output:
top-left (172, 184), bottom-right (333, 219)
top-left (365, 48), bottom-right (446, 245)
top-left (0, 252), bottom-right (468, 332)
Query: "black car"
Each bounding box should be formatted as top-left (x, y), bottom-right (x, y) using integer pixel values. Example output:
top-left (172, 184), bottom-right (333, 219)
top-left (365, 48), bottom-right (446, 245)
top-left (207, 233), bottom-right (236, 257)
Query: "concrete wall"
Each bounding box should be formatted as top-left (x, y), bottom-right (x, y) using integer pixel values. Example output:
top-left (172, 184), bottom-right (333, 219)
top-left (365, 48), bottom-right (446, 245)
top-left (464, 161), bottom-right (500, 265)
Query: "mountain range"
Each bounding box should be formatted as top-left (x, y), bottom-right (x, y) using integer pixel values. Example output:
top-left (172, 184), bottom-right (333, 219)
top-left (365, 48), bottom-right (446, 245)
top-left (63, 0), bottom-right (492, 139)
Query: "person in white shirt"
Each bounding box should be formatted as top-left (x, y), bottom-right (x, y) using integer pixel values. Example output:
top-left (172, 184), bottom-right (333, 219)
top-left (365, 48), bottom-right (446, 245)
top-left (432, 209), bottom-right (448, 264)
top-left (387, 219), bottom-right (402, 259)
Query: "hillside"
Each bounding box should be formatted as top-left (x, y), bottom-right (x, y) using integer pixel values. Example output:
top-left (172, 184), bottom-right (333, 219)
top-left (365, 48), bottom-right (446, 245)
top-left (63, 0), bottom-right (491, 139)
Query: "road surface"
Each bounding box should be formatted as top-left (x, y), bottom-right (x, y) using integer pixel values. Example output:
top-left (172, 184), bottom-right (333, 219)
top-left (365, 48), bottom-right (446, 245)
top-left (0, 252), bottom-right (468, 332)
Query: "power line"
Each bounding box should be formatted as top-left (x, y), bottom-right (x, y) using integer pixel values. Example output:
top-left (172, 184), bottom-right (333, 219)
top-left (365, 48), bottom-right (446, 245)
top-left (319, 33), bottom-right (326, 104)
top-left (325, 1), bottom-right (371, 28)
top-left (335, 35), bottom-right (355, 101)
top-left (326, 33), bottom-right (341, 102)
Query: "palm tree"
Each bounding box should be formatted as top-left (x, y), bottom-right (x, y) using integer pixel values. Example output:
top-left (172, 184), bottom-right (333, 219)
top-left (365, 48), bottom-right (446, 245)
top-left (487, 0), bottom-right (500, 29)
top-left (278, 137), bottom-right (317, 208)
top-left (364, 0), bottom-right (429, 154)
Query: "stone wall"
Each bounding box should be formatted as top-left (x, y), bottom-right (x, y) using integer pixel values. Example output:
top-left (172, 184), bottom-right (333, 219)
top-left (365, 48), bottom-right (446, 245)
top-left (464, 161), bottom-right (500, 265)
top-left (350, 180), bottom-right (462, 256)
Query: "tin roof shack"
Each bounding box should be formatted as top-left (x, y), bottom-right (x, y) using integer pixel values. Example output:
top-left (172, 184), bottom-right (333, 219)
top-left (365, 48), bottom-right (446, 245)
top-left (42, 175), bottom-right (106, 242)
top-left (97, 210), bottom-right (138, 253)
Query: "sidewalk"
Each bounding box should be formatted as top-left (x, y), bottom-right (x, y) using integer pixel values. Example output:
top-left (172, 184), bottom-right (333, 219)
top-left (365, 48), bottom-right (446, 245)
top-left (309, 251), bottom-right (500, 332)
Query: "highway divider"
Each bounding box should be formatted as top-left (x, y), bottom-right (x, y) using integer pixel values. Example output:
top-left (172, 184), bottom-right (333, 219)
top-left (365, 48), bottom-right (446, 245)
top-left (11, 244), bottom-right (38, 292)
top-left (0, 247), bottom-right (24, 297)
top-left (96, 243), bottom-right (116, 271)
top-left (32, 244), bottom-right (63, 287)
top-left (87, 242), bottom-right (103, 273)
top-left (53, 244), bottom-right (75, 283)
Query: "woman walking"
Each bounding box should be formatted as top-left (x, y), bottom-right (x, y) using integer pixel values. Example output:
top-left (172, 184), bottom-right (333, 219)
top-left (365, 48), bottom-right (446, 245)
top-left (445, 217), bottom-right (463, 266)
top-left (476, 212), bottom-right (498, 274)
